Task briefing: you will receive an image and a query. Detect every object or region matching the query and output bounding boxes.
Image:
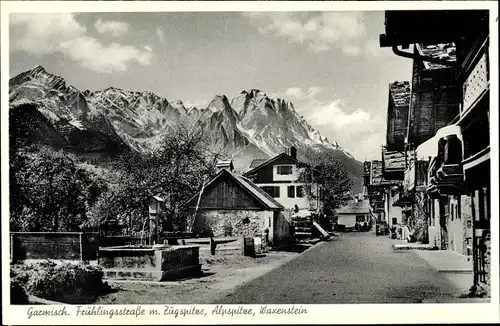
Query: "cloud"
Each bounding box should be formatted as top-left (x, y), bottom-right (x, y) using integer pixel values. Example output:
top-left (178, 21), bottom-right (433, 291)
top-left (156, 26), bottom-right (165, 43)
top-left (94, 18), bottom-right (129, 37)
top-left (244, 12), bottom-right (366, 55)
top-left (10, 13), bottom-right (152, 73)
top-left (280, 86), bottom-right (385, 160)
top-left (284, 86), bottom-right (322, 101)
top-left (305, 99), bottom-right (386, 160)
top-left (307, 99), bottom-right (373, 128)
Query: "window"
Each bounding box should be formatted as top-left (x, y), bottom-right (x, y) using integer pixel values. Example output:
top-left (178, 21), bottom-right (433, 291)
top-left (356, 215), bottom-right (365, 223)
top-left (262, 186), bottom-right (280, 198)
top-left (392, 217), bottom-right (398, 226)
top-left (287, 186), bottom-right (295, 198)
top-left (296, 186), bottom-right (304, 198)
top-left (277, 165), bottom-right (293, 175)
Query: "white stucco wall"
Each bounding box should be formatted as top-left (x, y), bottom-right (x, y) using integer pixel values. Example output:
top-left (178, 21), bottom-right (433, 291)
top-left (384, 192), bottom-right (403, 228)
top-left (338, 214), bottom-right (368, 229)
top-left (428, 199), bottom-right (441, 248)
top-left (257, 183), bottom-right (312, 210)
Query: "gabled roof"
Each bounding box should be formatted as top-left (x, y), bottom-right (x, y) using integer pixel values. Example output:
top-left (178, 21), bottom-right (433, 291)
top-left (382, 148), bottom-right (408, 172)
top-left (369, 160), bottom-right (398, 187)
top-left (243, 152), bottom-right (299, 176)
top-left (216, 160), bottom-right (234, 170)
top-left (182, 169), bottom-right (284, 210)
top-left (337, 200), bottom-right (371, 214)
top-left (249, 158), bottom-right (268, 169)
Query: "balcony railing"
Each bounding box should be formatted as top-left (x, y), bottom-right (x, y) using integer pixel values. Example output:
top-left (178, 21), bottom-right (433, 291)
top-left (463, 145), bottom-right (490, 171)
top-left (460, 39), bottom-right (489, 120)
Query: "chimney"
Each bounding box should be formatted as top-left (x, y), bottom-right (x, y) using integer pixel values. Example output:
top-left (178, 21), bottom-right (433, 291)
top-left (289, 146), bottom-right (297, 159)
top-left (216, 160), bottom-right (234, 173)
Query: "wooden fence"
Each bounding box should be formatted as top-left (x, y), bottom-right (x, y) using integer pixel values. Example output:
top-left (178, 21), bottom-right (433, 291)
top-left (10, 232), bottom-right (99, 262)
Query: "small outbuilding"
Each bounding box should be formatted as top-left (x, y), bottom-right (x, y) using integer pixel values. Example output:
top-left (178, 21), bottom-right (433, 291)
top-left (182, 161), bottom-right (293, 246)
top-left (336, 200), bottom-right (371, 231)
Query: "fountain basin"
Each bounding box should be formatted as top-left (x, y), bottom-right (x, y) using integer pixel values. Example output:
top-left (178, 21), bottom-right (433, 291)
top-left (97, 245), bottom-right (202, 281)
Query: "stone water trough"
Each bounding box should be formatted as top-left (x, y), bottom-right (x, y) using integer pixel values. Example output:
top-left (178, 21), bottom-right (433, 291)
top-left (97, 244), bottom-right (202, 281)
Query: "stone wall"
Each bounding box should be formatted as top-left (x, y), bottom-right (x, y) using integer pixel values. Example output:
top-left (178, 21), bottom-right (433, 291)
top-left (98, 245), bottom-right (201, 281)
top-left (193, 209), bottom-right (270, 241)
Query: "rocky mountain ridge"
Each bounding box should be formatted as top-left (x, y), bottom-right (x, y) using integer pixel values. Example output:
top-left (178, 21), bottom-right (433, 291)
top-left (9, 65), bottom-right (362, 190)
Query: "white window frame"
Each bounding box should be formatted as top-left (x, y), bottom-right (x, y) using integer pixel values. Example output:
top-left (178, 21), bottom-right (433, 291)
top-left (277, 165), bottom-right (293, 175)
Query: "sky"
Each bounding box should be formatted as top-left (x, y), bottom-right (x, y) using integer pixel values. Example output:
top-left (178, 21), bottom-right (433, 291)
top-left (9, 11), bottom-right (412, 161)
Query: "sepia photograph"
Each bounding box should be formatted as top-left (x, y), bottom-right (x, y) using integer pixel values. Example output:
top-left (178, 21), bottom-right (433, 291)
top-left (1, 1), bottom-right (498, 325)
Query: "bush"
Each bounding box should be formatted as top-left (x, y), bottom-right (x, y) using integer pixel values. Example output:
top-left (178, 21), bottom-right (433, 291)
top-left (11, 260), bottom-right (111, 304)
top-left (10, 280), bottom-right (29, 304)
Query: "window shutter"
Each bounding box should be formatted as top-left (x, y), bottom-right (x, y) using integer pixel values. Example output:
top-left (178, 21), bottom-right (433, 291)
top-left (296, 186), bottom-right (304, 198)
top-left (288, 186), bottom-right (295, 198)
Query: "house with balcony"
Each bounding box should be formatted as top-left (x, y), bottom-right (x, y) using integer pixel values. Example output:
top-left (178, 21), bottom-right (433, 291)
top-left (364, 160), bottom-right (401, 230)
top-left (380, 81), bottom-right (413, 231)
top-left (243, 147), bottom-right (323, 212)
top-left (379, 9), bottom-right (491, 296)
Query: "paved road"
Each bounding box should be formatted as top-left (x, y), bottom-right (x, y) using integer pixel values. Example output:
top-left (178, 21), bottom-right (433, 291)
top-left (216, 232), bottom-right (461, 303)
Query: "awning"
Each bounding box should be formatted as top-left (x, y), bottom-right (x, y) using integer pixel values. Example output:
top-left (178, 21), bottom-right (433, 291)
top-left (416, 125), bottom-right (462, 160)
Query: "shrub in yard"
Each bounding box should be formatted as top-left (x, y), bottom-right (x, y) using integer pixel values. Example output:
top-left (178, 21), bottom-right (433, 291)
top-left (11, 260), bottom-right (111, 304)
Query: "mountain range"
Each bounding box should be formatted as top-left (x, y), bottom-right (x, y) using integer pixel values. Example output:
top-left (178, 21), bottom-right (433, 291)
top-left (9, 66), bottom-right (363, 192)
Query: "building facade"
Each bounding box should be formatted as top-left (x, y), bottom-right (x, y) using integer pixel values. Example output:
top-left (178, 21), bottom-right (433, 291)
top-left (379, 9), bottom-right (491, 295)
top-left (243, 147), bottom-right (323, 211)
top-left (182, 162), bottom-right (293, 247)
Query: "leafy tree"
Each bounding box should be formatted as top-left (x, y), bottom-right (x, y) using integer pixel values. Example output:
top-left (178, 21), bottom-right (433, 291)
top-left (297, 148), bottom-right (354, 217)
top-left (9, 146), bottom-right (107, 232)
top-left (86, 125), bottom-right (222, 233)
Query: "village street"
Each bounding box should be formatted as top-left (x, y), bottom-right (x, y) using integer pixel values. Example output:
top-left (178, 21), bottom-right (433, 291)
top-left (216, 232), bottom-right (462, 304)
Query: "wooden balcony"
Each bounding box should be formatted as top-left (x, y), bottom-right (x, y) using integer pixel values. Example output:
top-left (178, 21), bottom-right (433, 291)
top-left (458, 39), bottom-right (489, 127)
top-left (427, 134), bottom-right (464, 196)
top-left (382, 148), bottom-right (409, 181)
top-left (404, 160), bottom-right (429, 192)
top-left (463, 145), bottom-right (490, 172)
top-left (392, 191), bottom-right (414, 207)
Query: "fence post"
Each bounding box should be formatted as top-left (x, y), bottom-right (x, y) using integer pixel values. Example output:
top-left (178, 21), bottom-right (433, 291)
top-left (10, 233), bottom-right (15, 263)
top-left (210, 237), bottom-right (216, 255)
top-left (79, 232), bottom-right (84, 261)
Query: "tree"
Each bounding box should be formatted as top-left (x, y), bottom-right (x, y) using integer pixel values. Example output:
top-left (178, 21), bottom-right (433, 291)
top-left (86, 125), bottom-right (223, 233)
top-left (9, 146), bottom-right (107, 232)
top-left (297, 148), bottom-right (353, 217)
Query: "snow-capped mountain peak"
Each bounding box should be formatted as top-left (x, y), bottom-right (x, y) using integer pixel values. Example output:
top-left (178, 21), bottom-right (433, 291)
top-left (9, 66), bottom-right (359, 178)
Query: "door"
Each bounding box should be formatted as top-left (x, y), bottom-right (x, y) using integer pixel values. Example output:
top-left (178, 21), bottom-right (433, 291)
top-left (439, 198), bottom-right (449, 250)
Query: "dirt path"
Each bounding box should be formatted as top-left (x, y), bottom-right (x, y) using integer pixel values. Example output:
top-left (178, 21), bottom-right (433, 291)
top-left (95, 251), bottom-right (301, 304)
top-left (217, 233), bottom-right (462, 304)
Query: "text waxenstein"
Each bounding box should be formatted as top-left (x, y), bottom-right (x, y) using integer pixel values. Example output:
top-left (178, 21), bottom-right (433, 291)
top-left (260, 305), bottom-right (308, 315)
